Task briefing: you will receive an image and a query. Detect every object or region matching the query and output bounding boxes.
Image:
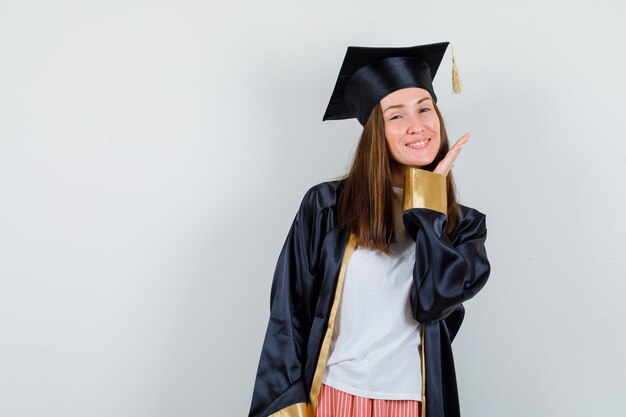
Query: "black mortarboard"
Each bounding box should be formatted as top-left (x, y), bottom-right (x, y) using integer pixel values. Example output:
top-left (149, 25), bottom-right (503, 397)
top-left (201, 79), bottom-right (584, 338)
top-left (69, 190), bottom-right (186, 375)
top-left (322, 41), bottom-right (461, 126)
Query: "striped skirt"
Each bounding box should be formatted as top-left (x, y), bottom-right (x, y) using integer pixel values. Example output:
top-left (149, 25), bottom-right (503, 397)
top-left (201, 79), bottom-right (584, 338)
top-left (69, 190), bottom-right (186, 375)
top-left (316, 383), bottom-right (422, 417)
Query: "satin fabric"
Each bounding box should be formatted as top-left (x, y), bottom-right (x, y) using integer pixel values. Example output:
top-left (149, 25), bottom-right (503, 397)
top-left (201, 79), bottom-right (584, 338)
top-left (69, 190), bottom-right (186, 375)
top-left (248, 179), bottom-right (490, 417)
top-left (322, 42), bottom-right (449, 125)
top-left (344, 57), bottom-right (436, 126)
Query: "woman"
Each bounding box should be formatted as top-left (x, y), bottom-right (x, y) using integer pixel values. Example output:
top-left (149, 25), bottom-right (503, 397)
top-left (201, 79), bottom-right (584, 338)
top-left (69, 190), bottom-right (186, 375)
top-left (248, 42), bottom-right (491, 417)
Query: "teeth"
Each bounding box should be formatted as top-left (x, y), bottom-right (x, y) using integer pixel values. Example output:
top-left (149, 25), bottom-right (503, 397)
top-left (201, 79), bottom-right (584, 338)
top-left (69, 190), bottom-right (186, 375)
top-left (406, 139), bottom-right (429, 148)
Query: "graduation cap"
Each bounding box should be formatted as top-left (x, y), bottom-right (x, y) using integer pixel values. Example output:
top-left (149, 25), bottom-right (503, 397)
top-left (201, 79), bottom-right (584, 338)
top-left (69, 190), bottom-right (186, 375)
top-left (322, 41), bottom-right (462, 126)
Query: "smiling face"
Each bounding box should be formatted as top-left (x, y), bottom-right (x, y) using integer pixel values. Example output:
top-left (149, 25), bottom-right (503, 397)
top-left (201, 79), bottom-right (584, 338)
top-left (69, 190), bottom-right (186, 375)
top-left (380, 87), bottom-right (441, 181)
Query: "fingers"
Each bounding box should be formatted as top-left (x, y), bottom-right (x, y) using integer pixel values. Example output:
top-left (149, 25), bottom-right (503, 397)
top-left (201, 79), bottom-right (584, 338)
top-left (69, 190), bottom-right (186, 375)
top-left (452, 132), bottom-right (472, 151)
top-left (433, 132), bottom-right (471, 176)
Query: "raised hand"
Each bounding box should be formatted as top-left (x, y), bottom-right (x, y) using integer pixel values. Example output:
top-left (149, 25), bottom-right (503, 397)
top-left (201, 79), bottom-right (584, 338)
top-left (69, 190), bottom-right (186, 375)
top-left (433, 132), bottom-right (472, 177)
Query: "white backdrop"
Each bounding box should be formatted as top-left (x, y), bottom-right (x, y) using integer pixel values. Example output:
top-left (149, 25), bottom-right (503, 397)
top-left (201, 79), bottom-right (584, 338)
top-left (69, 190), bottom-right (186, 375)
top-left (1, 1), bottom-right (625, 416)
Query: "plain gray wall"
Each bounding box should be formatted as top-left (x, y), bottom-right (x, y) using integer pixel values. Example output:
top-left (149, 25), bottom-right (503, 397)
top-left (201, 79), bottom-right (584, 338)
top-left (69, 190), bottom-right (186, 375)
top-left (1, 1), bottom-right (625, 416)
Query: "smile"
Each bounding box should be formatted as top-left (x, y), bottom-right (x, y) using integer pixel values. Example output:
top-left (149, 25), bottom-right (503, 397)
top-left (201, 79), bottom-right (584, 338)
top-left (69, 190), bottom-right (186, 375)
top-left (405, 138), bottom-right (431, 149)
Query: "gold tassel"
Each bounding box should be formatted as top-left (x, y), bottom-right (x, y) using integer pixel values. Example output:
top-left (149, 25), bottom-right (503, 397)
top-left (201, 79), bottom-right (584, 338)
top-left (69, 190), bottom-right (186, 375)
top-left (451, 43), bottom-right (463, 94)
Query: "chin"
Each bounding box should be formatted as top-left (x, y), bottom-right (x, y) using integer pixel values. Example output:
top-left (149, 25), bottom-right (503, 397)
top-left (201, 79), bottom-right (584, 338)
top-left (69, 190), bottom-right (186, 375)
top-left (409, 158), bottom-right (436, 167)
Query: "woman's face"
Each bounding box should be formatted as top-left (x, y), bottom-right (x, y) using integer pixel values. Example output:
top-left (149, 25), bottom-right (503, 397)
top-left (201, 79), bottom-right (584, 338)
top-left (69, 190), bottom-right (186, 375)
top-left (380, 87), bottom-right (441, 172)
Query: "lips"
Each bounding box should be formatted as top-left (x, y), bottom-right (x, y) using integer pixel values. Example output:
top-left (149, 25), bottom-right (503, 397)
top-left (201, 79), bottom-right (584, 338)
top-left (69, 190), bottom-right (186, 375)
top-left (405, 138), bottom-right (431, 149)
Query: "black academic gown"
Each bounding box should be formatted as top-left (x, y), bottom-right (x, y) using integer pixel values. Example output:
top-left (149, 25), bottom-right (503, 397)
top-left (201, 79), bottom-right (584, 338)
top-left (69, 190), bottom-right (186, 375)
top-left (248, 170), bottom-right (491, 417)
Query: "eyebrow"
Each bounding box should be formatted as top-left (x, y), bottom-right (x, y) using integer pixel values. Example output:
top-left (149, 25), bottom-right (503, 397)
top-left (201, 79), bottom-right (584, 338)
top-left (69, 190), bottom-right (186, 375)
top-left (383, 97), bottom-right (432, 114)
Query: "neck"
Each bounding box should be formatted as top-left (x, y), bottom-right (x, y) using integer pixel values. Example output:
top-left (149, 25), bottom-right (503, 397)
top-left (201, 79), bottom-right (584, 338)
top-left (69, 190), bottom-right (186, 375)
top-left (390, 161), bottom-right (407, 188)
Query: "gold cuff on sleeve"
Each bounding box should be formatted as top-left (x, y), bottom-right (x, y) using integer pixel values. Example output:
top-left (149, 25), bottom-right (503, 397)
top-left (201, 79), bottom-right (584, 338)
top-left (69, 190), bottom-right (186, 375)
top-left (402, 168), bottom-right (447, 215)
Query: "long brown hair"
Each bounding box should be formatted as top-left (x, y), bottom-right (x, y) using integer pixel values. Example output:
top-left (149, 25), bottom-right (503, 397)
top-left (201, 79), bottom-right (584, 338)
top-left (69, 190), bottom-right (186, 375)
top-left (337, 101), bottom-right (460, 255)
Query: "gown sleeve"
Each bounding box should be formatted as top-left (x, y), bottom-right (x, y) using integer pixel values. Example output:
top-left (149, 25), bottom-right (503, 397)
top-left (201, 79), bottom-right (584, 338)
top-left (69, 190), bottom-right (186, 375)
top-left (248, 186), bottom-right (327, 417)
top-left (401, 168), bottom-right (491, 325)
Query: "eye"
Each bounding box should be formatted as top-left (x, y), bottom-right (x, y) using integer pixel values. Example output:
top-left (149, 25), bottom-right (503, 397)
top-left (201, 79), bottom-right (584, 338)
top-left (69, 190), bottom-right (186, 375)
top-left (419, 107), bottom-right (431, 113)
top-left (389, 114), bottom-right (402, 120)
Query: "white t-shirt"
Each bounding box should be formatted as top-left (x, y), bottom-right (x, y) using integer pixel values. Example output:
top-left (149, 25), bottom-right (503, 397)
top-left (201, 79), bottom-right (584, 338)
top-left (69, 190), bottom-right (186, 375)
top-left (321, 186), bottom-right (422, 400)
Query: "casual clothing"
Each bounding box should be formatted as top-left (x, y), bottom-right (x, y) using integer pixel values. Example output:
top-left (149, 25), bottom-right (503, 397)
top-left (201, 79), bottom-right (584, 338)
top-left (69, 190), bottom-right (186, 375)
top-left (316, 383), bottom-right (422, 417)
top-left (322, 187), bottom-right (422, 400)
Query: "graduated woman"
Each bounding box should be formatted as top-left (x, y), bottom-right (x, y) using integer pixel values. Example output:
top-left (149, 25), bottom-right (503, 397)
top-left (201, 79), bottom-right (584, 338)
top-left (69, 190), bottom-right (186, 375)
top-left (248, 42), bottom-right (491, 417)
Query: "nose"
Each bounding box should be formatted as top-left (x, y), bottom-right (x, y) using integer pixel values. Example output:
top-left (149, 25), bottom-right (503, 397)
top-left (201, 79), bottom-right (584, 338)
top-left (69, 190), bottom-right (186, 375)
top-left (408, 114), bottom-right (423, 134)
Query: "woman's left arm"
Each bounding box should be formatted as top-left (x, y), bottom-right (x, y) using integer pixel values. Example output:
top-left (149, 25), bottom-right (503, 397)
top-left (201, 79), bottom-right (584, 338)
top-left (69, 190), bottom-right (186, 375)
top-left (402, 168), bottom-right (491, 325)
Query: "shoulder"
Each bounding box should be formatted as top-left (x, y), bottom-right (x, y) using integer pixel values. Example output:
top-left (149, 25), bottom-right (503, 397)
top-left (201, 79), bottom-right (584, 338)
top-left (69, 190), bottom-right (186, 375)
top-left (299, 179), bottom-right (345, 211)
top-left (458, 204), bottom-right (487, 221)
